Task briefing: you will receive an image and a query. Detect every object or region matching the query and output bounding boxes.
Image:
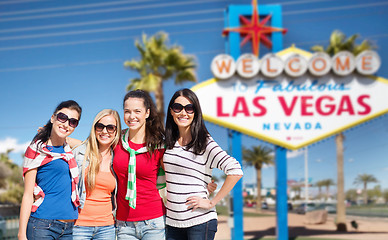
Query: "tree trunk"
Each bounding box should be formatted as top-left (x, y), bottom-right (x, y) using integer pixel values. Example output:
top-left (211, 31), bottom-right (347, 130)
top-left (336, 133), bottom-right (347, 231)
top-left (363, 182), bottom-right (368, 205)
top-left (154, 80), bottom-right (165, 124)
top-left (326, 186), bottom-right (330, 200)
top-left (256, 168), bottom-right (262, 212)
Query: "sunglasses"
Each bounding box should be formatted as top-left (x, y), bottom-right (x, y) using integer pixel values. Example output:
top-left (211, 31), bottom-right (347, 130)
top-left (95, 123), bottom-right (117, 134)
top-left (55, 112), bottom-right (79, 128)
top-left (171, 103), bottom-right (195, 114)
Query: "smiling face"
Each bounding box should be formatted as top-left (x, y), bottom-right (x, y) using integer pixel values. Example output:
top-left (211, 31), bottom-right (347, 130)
top-left (123, 97), bottom-right (150, 133)
top-left (50, 108), bottom-right (79, 140)
top-left (95, 115), bottom-right (117, 147)
top-left (170, 96), bottom-right (195, 131)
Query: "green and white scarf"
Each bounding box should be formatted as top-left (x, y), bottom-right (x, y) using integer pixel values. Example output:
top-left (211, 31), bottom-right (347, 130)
top-left (121, 129), bottom-right (166, 209)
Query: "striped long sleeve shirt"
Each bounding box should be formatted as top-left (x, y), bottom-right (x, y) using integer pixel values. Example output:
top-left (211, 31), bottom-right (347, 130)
top-left (163, 136), bottom-right (243, 228)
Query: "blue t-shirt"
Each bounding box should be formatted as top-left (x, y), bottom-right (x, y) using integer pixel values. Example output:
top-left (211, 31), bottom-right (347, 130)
top-left (31, 145), bottom-right (78, 220)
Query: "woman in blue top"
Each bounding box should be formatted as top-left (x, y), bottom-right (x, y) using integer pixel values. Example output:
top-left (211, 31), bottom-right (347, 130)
top-left (18, 100), bottom-right (82, 240)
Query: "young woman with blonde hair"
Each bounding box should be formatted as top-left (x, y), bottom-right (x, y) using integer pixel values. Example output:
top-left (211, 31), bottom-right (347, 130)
top-left (71, 109), bottom-right (121, 240)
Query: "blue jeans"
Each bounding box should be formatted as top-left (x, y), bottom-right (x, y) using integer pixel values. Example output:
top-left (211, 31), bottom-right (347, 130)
top-left (26, 216), bottom-right (74, 240)
top-left (166, 219), bottom-right (218, 240)
top-left (116, 215), bottom-right (165, 240)
top-left (72, 225), bottom-right (115, 240)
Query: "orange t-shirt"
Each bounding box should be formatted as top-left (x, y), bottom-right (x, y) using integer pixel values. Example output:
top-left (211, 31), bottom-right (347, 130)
top-left (75, 169), bottom-right (116, 226)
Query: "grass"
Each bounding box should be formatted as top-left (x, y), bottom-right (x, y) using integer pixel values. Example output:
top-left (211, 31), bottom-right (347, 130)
top-left (216, 205), bottom-right (273, 217)
top-left (346, 204), bottom-right (388, 217)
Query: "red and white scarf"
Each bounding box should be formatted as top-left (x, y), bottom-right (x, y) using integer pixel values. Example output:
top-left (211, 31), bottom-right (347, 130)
top-left (23, 140), bottom-right (80, 212)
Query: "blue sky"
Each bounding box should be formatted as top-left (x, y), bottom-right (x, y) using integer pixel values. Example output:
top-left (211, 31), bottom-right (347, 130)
top-left (0, 0), bottom-right (388, 195)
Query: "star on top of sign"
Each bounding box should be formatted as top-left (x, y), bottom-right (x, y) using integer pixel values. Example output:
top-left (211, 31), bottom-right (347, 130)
top-left (222, 0), bottom-right (287, 56)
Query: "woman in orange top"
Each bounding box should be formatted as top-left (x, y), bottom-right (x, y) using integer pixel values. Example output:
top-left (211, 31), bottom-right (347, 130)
top-left (71, 109), bottom-right (121, 240)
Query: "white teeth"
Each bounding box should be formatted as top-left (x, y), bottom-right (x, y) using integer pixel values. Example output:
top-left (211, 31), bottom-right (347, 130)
top-left (59, 127), bottom-right (67, 133)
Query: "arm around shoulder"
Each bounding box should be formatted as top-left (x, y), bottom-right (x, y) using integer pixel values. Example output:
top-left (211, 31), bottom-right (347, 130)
top-left (66, 137), bottom-right (83, 149)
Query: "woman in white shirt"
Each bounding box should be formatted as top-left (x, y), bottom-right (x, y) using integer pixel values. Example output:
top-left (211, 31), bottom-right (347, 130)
top-left (163, 88), bottom-right (243, 240)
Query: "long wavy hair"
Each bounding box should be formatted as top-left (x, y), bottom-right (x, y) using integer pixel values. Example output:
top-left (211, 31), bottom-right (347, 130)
top-left (32, 100), bottom-right (82, 148)
top-left (123, 90), bottom-right (165, 152)
top-left (165, 88), bottom-right (209, 155)
top-left (84, 109), bottom-right (121, 192)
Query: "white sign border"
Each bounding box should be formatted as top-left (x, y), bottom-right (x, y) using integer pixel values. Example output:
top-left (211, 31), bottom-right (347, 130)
top-left (192, 46), bottom-right (388, 150)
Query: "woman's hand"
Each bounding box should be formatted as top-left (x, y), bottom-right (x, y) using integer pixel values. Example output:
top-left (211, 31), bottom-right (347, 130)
top-left (186, 196), bottom-right (214, 211)
top-left (207, 180), bottom-right (217, 194)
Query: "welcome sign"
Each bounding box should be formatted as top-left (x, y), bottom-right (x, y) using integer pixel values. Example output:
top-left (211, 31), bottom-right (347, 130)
top-left (192, 46), bottom-right (388, 150)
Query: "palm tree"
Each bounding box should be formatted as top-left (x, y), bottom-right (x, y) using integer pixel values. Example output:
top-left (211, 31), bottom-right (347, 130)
top-left (0, 150), bottom-right (24, 203)
top-left (315, 180), bottom-right (326, 199)
top-left (335, 132), bottom-right (346, 231)
top-left (0, 150), bottom-right (14, 188)
top-left (291, 185), bottom-right (302, 200)
top-left (311, 30), bottom-right (374, 56)
top-left (354, 173), bottom-right (378, 205)
top-left (243, 145), bottom-right (273, 211)
top-left (321, 179), bottom-right (335, 200)
top-left (346, 189), bottom-right (358, 202)
top-left (124, 32), bottom-right (197, 121)
top-left (311, 30), bottom-right (375, 232)
top-left (383, 189), bottom-right (388, 204)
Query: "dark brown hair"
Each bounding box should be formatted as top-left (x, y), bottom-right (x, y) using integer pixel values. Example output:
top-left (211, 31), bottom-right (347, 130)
top-left (165, 88), bottom-right (209, 154)
top-left (32, 100), bottom-right (82, 147)
top-left (123, 90), bottom-right (165, 151)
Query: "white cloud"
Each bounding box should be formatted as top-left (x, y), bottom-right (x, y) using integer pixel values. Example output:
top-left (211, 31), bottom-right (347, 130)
top-left (316, 159), bottom-right (322, 163)
top-left (262, 163), bottom-right (273, 169)
top-left (287, 149), bottom-right (305, 159)
top-left (348, 158), bottom-right (355, 163)
top-left (0, 137), bottom-right (30, 154)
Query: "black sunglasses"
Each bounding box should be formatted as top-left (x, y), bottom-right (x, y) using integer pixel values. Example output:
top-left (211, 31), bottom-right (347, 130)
top-left (95, 123), bottom-right (117, 134)
top-left (171, 103), bottom-right (195, 114)
top-left (55, 112), bottom-right (79, 128)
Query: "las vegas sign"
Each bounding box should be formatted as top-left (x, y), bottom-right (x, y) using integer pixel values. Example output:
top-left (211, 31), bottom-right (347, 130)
top-left (192, 46), bottom-right (387, 150)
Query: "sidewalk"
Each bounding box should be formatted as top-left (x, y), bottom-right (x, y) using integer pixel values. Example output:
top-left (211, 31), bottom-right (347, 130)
top-left (215, 208), bottom-right (388, 240)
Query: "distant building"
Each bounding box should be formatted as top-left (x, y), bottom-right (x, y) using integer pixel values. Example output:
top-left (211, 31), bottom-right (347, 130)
top-left (244, 183), bottom-right (272, 197)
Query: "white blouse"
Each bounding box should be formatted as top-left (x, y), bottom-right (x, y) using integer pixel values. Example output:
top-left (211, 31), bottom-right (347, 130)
top-left (163, 136), bottom-right (243, 228)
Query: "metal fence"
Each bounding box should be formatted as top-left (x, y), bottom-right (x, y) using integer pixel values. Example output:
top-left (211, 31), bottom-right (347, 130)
top-left (1, 216), bottom-right (18, 240)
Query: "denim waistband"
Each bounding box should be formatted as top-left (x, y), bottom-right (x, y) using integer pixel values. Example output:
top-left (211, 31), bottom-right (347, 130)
top-left (29, 216), bottom-right (75, 227)
top-left (116, 215), bottom-right (164, 227)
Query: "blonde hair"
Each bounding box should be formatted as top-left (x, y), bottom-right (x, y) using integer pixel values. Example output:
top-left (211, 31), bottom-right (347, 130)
top-left (84, 109), bottom-right (121, 192)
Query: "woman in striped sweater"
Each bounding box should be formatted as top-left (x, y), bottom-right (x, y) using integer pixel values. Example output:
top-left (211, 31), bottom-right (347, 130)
top-left (164, 88), bottom-right (243, 240)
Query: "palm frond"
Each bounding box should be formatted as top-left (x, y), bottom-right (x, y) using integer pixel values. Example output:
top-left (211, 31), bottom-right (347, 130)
top-left (330, 30), bottom-right (345, 48)
top-left (123, 31), bottom-right (197, 118)
top-left (314, 30), bottom-right (375, 57)
top-left (126, 78), bottom-right (142, 91)
top-left (310, 45), bottom-right (325, 52)
top-left (353, 40), bottom-right (374, 55)
top-left (124, 60), bottom-right (143, 71)
top-left (243, 145), bottom-right (274, 170)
